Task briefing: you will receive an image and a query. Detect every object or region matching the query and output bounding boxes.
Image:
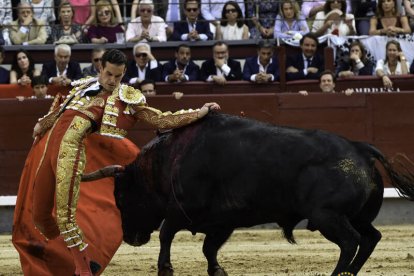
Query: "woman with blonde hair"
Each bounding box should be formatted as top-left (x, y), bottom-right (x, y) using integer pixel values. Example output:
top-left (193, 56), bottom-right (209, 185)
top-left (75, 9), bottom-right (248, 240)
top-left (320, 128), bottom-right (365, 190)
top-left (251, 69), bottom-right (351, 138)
top-left (273, 0), bottom-right (309, 39)
top-left (87, 0), bottom-right (124, 43)
top-left (375, 40), bottom-right (410, 88)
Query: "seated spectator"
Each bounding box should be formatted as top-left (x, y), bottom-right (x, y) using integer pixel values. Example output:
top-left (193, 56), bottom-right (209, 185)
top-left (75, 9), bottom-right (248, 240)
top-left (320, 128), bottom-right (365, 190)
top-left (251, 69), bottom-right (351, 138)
top-left (214, 1), bottom-right (249, 40)
top-left (41, 43), bottom-right (82, 87)
top-left (69, 0), bottom-right (96, 34)
top-left (123, 42), bottom-right (162, 85)
top-left (353, 0), bottom-right (377, 35)
top-left (274, 0), bottom-right (309, 40)
top-left (0, 46), bottom-right (9, 83)
top-left (137, 79), bottom-right (157, 96)
top-left (83, 47), bottom-right (105, 77)
top-left (311, 0), bottom-right (356, 37)
top-left (286, 33), bottom-right (324, 81)
top-left (87, 0), bottom-right (124, 44)
top-left (369, 0), bottom-right (411, 36)
top-left (0, 0), bottom-right (12, 45)
top-left (375, 40), bottom-right (410, 89)
top-left (242, 40), bottom-right (279, 83)
top-left (31, 75), bottom-right (49, 98)
top-left (10, 50), bottom-right (41, 85)
top-left (49, 1), bottom-right (83, 44)
top-left (246, 0), bottom-right (278, 39)
top-left (10, 2), bottom-right (48, 45)
top-left (200, 41), bottom-right (242, 84)
top-left (201, 0), bottom-right (245, 24)
top-left (337, 41), bottom-right (374, 78)
top-left (299, 69), bottom-right (354, 95)
top-left (404, 0), bottom-right (414, 31)
top-left (131, 0), bottom-right (170, 21)
top-left (171, 0), bottom-right (213, 41)
top-left (126, 0), bottom-right (167, 43)
top-left (21, 0), bottom-right (56, 37)
top-left (162, 44), bottom-right (200, 82)
top-left (301, 0), bottom-right (352, 19)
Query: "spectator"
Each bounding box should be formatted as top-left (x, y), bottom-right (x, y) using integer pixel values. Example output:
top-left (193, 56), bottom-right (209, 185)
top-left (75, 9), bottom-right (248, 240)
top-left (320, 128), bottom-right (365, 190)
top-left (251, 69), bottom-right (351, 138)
top-left (311, 0), bottom-right (356, 37)
top-left (336, 41), bottom-right (374, 77)
top-left (214, 1), bottom-right (249, 40)
top-left (200, 41), bottom-right (242, 84)
top-left (242, 40), bottom-right (279, 83)
top-left (87, 0), bottom-right (124, 44)
top-left (10, 2), bottom-right (48, 45)
top-left (375, 40), bottom-right (410, 89)
top-left (404, 0), bottom-right (414, 31)
top-left (201, 0), bottom-right (245, 24)
top-left (49, 1), bottom-right (83, 44)
top-left (353, 0), bottom-right (377, 35)
top-left (126, 0), bottom-right (167, 43)
top-left (10, 49), bottom-right (41, 85)
top-left (123, 42), bottom-right (162, 85)
top-left (171, 0), bottom-right (213, 41)
top-left (131, 0), bottom-right (170, 20)
top-left (31, 75), bottom-right (49, 98)
top-left (299, 69), bottom-right (354, 95)
top-left (246, 0), bottom-right (279, 39)
top-left (137, 78), bottom-right (157, 96)
top-left (0, 0), bottom-right (12, 45)
top-left (41, 43), bottom-right (82, 86)
top-left (301, 0), bottom-right (352, 19)
top-left (274, 0), bottom-right (309, 40)
top-left (68, 0), bottom-right (96, 33)
top-left (286, 32), bottom-right (324, 81)
top-left (369, 0), bottom-right (411, 36)
top-left (0, 46), bottom-right (9, 83)
top-left (21, 0), bottom-right (56, 37)
top-left (162, 44), bottom-right (200, 82)
top-left (82, 47), bottom-right (105, 77)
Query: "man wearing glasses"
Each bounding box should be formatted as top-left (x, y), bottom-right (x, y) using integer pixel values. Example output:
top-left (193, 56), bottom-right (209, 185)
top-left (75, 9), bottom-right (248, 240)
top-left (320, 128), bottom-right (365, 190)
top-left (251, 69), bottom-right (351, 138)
top-left (171, 0), bottom-right (213, 41)
top-left (83, 47), bottom-right (105, 77)
top-left (123, 42), bottom-right (162, 84)
top-left (126, 0), bottom-right (167, 43)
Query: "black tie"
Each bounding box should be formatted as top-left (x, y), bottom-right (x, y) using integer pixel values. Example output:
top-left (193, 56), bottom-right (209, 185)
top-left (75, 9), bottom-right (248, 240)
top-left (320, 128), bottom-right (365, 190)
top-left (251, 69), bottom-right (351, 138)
top-left (306, 58), bottom-right (312, 68)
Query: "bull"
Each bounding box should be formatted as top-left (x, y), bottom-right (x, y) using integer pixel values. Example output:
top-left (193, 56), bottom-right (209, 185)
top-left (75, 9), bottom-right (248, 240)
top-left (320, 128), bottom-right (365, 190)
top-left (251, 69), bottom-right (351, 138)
top-left (83, 112), bottom-right (414, 276)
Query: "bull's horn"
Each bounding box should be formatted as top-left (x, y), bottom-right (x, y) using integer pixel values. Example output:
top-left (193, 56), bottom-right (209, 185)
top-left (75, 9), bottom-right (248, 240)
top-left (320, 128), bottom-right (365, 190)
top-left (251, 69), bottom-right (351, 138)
top-left (81, 165), bottom-right (124, 182)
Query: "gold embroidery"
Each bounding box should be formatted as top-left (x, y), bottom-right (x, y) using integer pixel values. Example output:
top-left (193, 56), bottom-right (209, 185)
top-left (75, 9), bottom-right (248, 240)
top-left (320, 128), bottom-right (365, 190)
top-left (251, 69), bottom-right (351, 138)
top-left (133, 105), bottom-right (200, 129)
top-left (119, 84), bottom-right (146, 104)
top-left (56, 116), bottom-right (91, 250)
top-left (100, 124), bottom-right (127, 139)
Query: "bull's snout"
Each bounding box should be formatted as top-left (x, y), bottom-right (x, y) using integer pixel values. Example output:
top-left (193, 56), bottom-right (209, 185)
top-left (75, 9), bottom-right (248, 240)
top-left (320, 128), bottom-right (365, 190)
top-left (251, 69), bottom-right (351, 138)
top-left (124, 232), bottom-right (151, 246)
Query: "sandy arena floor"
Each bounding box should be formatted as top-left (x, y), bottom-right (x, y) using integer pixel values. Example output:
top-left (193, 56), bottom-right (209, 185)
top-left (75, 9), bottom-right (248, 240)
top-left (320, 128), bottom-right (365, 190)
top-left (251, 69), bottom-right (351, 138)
top-left (1, 225), bottom-right (414, 275)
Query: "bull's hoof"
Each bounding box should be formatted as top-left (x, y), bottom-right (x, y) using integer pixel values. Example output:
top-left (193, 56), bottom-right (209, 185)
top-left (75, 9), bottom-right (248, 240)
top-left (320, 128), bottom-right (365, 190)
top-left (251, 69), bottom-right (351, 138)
top-left (158, 263), bottom-right (174, 276)
top-left (208, 265), bottom-right (228, 276)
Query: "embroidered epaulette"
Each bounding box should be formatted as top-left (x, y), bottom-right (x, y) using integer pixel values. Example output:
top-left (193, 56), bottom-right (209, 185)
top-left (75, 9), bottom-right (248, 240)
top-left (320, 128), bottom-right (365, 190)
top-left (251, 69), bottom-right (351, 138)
top-left (71, 76), bottom-right (97, 87)
top-left (118, 84), bottom-right (146, 105)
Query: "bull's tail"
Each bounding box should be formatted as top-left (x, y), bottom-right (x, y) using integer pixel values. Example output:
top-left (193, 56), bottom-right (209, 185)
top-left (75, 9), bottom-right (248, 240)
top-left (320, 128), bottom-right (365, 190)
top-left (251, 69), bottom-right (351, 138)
top-left (357, 142), bottom-right (414, 201)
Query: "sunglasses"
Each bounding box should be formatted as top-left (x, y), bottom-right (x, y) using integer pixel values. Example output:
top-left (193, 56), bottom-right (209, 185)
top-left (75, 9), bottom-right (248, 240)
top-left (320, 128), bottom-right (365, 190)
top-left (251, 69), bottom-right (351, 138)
top-left (135, 53), bottom-right (148, 58)
top-left (225, 8), bottom-right (237, 13)
top-left (93, 58), bottom-right (102, 62)
top-left (186, 8), bottom-right (198, 12)
top-left (98, 10), bottom-right (110, 16)
top-left (140, 8), bottom-right (153, 13)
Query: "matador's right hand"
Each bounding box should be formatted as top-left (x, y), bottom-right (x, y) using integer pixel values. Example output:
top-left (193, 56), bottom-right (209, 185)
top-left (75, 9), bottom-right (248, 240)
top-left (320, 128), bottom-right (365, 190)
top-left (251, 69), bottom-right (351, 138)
top-left (32, 122), bottom-right (43, 140)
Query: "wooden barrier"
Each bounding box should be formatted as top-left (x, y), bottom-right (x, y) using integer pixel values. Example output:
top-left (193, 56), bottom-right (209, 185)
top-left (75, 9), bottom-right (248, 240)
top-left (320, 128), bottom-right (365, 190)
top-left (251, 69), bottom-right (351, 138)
top-left (1, 92), bottom-right (414, 196)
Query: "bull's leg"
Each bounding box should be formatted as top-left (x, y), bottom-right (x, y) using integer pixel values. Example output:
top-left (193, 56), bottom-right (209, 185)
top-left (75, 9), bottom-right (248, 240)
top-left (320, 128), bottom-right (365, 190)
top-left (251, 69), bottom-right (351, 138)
top-left (202, 229), bottom-right (233, 276)
top-left (309, 210), bottom-right (360, 276)
top-left (347, 223), bottom-right (381, 274)
top-left (157, 220), bottom-right (180, 276)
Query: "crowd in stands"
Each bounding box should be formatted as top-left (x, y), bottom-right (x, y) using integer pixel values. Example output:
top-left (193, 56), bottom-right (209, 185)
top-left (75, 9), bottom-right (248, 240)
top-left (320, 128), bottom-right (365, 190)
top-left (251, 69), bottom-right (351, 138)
top-left (0, 0), bottom-right (414, 97)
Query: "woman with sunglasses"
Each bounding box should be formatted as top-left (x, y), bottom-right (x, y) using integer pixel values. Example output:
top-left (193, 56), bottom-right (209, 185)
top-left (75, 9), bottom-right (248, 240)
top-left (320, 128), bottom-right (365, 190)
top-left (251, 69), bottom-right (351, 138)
top-left (126, 0), bottom-right (167, 42)
top-left (87, 0), bottom-right (124, 43)
top-left (10, 49), bottom-right (41, 85)
top-left (49, 1), bottom-right (83, 44)
top-left (215, 1), bottom-right (249, 40)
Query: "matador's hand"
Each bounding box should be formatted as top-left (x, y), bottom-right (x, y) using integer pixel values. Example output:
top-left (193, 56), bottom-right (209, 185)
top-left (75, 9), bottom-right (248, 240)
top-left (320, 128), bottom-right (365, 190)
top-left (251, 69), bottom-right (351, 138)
top-left (198, 102), bottom-right (221, 118)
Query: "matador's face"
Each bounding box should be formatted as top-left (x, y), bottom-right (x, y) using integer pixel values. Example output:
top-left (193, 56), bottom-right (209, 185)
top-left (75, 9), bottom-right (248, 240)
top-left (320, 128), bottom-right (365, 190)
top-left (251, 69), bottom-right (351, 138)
top-left (98, 62), bottom-right (126, 93)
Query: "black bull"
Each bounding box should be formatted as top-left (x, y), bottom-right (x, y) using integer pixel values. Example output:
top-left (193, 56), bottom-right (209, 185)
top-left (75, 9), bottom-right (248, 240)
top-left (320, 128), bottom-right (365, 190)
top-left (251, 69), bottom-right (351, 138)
top-left (83, 112), bottom-right (414, 276)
